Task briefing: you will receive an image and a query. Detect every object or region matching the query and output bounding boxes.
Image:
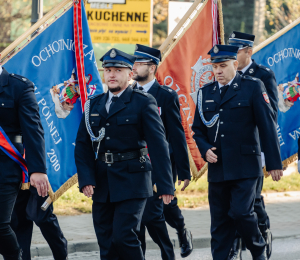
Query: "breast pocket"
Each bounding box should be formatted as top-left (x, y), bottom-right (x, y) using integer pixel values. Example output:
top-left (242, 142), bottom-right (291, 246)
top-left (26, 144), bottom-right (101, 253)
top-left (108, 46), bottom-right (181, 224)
top-left (202, 103), bottom-right (217, 121)
top-left (117, 115), bottom-right (138, 138)
top-left (0, 99), bottom-right (14, 109)
top-left (229, 100), bottom-right (250, 122)
top-left (90, 116), bottom-right (101, 135)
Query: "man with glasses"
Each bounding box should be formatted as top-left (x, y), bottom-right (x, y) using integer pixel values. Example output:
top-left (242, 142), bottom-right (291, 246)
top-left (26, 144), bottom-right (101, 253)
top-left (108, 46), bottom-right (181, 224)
top-left (132, 45), bottom-right (193, 259)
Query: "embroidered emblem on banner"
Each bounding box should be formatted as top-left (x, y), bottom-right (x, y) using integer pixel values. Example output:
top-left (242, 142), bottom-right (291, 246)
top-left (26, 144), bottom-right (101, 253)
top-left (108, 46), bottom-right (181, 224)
top-left (262, 92), bottom-right (270, 103)
top-left (190, 56), bottom-right (214, 105)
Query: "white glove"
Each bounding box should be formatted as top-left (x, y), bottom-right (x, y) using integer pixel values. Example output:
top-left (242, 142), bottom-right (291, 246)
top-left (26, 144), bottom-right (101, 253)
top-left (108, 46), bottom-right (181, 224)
top-left (298, 160), bottom-right (300, 173)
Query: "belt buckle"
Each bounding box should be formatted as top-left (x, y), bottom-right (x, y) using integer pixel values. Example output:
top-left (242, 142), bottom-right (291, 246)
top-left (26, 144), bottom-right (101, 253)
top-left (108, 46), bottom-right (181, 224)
top-left (105, 153), bottom-right (114, 164)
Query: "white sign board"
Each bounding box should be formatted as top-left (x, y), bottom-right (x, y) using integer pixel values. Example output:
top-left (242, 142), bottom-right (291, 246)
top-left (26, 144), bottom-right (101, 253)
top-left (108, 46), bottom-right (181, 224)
top-left (168, 1), bottom-right (193, 35)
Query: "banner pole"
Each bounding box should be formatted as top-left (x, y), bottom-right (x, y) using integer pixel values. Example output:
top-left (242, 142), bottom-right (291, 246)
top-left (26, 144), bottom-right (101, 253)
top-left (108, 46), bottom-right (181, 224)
top-left (159, 0), bottom-right (207, 55)
top-left (1, 0), bottom-right (72, 59)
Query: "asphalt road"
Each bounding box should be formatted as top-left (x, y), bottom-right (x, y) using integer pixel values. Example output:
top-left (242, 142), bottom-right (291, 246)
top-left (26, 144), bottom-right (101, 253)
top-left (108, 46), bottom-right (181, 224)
top-left (30, 236), bottom-right (300, 260)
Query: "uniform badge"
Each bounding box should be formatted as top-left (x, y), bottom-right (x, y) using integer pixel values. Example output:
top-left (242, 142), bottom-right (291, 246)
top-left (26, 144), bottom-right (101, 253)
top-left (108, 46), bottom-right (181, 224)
top-left (135, 45), bottom-right (138, 51)
top-left (249, 68), bottom-right (254, 74)
top-left (205, 100), bottom-right (214, 103)
top-left (266, 68), bottom-right (270, 71)
top-left (22, 78), bottom-right (27, 81)
top-left (213, 86), bottom-right (217, 91)
top-left (213, 46), bottom-right (219, 54)
top-left (110, 49), bottom-right (117, 58)
top-left (231, 33), bottom-right (235, 38)
top-left (262, 92), bottom-right (270, 104)
top-left (233, 83), bottom-right (238, 88)
top-left (158, 107), bottom-right (162, 115)
top-left (168, 89), bottom-right (172, 92)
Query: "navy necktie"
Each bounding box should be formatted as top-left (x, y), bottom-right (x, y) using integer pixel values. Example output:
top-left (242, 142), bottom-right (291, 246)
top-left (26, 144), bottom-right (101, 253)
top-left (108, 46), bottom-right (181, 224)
top-left (238, 71), bottom-right (243, 75)
top-left (220, 85), bottom-right (229, 100)
top-left (109, 96), bottom-right (118, 112)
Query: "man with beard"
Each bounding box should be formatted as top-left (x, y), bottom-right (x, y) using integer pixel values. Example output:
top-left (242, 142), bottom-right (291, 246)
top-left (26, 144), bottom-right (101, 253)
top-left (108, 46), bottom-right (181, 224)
top-left (75, 48), bottom-right (174, 260)
top-left (131, 44), bottom-right (193, 259)
top-left (192, 44), bottom-right (283, 260)
top-left (228, 31), bottom-right (279, 260)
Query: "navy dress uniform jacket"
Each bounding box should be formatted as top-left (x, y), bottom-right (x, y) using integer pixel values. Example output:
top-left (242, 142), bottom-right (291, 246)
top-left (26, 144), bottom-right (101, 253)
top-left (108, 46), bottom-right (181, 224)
top-left (0, 67), bottom-right (46, 183)
top-left (135, 80), bottom-right (190, 183)
top-left (243, 60), bottom-right (278, 121)
top-left (75, 86), bottom-right (174, 203)
top-left (192, 73), bottom-right (282, 183)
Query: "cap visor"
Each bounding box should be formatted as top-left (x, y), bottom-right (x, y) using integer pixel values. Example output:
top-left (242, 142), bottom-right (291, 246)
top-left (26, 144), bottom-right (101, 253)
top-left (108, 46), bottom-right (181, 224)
top-left (102, 63), bottom-right (131, 69)
top-left (211, 58), bottom-right (235, 63)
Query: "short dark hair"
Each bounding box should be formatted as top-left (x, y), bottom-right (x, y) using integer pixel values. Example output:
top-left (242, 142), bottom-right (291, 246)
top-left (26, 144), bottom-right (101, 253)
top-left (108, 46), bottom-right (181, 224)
top-left (149, 62), bottom-right (158, 74)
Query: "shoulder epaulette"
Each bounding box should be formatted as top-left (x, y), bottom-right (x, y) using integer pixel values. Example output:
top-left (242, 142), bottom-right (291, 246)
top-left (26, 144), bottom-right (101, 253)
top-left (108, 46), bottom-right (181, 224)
top-left (159, 85), bottom-right (174, 94)
top-left (89, 92), bottom-right (105, 100)
top-left (202, 81), bottom-right (215, 89)
top-left (242, 75), bottom-right (259, 82)
top-left (133, 89), bottom-right (148, 96)
top-left (10, 73), bottom-right (29, 83)
top-left (258, 64), bottom-right (273, 74)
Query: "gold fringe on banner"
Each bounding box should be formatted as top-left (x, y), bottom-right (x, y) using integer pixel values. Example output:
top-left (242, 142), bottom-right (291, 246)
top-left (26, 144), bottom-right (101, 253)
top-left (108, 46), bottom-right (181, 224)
top-left (263, 154), bottom-right (298, 178)
top-left (218, 0), bottom-right (225, 45)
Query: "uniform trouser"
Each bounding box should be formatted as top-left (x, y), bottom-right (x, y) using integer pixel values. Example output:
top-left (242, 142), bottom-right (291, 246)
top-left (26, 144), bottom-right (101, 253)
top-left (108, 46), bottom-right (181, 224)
top-left (254, 176), bottom-right (269, 227)
top-left (93, 198), bottom-right (147, 260)
top-left (0, 183), bottom-right (20, 259)
top-left (9, 186), bottom-right (68, 260)
top-left (138, 193), bottom-right (175, 260)
top-left (209, 178), bottom-right (266, 260)
top-left (163, 156), bottom-right (185, 232)
top-left (163, 197), bottom-right (185, 232)
top-left (235, 175), bottom-right (270, 247)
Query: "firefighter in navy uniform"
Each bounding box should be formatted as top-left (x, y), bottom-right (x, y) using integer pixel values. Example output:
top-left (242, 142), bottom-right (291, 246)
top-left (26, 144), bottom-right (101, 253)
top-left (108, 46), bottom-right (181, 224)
top-left (75, 49), bottom-right (174, 260)
top-left (0, 65), bottom-right (49, 260)
top-left (132, 44), bottom-right (193, 259)
top-left (228, 31), bottom-right (279, 260)
top-left (192, 45), bottom-right (283, 260)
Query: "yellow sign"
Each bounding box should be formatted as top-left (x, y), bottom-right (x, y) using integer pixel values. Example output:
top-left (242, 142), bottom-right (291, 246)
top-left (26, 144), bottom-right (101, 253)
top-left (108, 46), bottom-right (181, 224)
top-left (86, 0), bottom-right (152, 44)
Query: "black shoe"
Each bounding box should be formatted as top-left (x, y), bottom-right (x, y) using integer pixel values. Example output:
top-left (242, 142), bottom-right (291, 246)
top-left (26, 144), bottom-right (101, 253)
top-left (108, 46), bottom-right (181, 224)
top-left (177, 228), bottom-right (193, 258)
top-left (228, 237), bottom-right (242, 260)
top-left (252, 248), bottom-right (267, 260)
top-left (263, 229), bottom-right (272, 259)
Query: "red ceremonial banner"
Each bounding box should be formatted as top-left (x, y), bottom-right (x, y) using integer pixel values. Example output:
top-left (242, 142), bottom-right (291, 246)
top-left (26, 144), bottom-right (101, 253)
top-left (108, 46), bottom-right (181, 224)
top-left (156, 0), bottom-right (224, 180)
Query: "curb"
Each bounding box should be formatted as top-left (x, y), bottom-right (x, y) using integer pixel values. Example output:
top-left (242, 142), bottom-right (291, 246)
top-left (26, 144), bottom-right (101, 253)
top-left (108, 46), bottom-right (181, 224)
top-left (29, 234), bottom-right (300, 257)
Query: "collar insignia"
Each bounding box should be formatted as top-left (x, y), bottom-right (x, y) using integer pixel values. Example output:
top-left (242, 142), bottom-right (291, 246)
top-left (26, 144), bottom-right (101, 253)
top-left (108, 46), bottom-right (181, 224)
top-left (249, 68), bottom-right (254, 74)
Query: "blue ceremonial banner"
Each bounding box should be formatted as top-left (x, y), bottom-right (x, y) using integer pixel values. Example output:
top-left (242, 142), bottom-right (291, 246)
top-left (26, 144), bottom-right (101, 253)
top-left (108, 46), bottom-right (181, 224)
top-left (253, 19), bottom-right (300, 166)
top-left (4, 1), bottom-right (103, 193)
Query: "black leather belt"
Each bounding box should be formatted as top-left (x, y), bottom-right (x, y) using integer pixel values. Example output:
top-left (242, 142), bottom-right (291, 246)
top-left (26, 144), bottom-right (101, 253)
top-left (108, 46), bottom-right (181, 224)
top-left (9, 135), bottom-right (23, 144)
top-left (100, 148), bottom-right (148, 164)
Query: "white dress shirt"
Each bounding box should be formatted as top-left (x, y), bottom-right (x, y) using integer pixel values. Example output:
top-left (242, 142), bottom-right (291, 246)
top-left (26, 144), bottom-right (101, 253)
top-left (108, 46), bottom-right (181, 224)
top-left (105, 89), bottom-right (126, 113)
top-left (0, 66), bottom-right (3, 76)
top-left (240, 59), bottom-right (253, 74)
top-left (136, 79), bottom-right (156, 93)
